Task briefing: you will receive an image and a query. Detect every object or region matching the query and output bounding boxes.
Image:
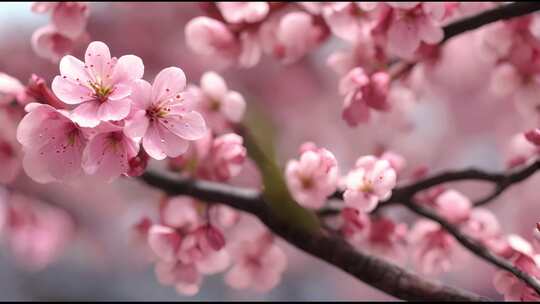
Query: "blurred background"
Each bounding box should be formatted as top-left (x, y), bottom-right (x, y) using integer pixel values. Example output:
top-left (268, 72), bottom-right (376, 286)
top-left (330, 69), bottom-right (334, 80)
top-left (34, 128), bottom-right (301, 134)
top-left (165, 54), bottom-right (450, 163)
top-left (0, 2), bottom-right (538, 301)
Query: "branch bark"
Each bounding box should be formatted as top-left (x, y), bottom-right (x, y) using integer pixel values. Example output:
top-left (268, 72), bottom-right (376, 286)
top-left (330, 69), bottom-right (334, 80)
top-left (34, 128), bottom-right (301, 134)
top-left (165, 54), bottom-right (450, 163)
top-left (139, 172), bottom-right (488, 301)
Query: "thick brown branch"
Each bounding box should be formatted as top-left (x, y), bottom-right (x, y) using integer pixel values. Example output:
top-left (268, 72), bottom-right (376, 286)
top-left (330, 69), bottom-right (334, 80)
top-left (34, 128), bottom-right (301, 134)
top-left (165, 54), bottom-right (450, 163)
top-left (139, 172), bottom-right (488, 301)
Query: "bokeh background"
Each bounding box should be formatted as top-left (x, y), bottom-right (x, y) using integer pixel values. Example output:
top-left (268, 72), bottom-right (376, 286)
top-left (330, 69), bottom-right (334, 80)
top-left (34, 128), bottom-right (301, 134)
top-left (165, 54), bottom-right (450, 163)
top-left (0, 2), bottom-right (538, 301)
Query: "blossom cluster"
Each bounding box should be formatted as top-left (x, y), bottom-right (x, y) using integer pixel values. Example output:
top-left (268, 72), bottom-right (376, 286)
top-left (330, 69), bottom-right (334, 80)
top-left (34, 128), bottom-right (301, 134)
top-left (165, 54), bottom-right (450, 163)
top-left (14, 41), bottom-right (250, 184)
top-left (31, 2), bottom-right (91, 62)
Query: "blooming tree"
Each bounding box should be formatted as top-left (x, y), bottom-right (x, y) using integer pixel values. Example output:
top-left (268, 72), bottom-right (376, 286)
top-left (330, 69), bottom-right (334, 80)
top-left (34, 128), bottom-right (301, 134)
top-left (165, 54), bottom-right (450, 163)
top-left (3, 1), bottom-right (540, 301)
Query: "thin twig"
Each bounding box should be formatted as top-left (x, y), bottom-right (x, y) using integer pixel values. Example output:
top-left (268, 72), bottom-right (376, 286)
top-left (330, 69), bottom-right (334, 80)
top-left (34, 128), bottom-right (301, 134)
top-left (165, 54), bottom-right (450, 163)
top-left (403, 199), bottom-right (540, 295)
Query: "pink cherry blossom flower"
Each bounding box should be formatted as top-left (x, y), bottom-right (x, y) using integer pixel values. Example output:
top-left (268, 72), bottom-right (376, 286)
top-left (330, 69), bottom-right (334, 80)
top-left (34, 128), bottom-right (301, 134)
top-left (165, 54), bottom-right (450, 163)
top-left (154, 260), bottom-right (202, 296)
top-left (209, 204), bottom-right (240, 230)
top-left (197, 133), bottom-right (247, 182)
top-left (343, 156), bottom-right (397, 213)
top-left (124, 67), bottom-right (206, 160)
top-left (51, 41), bottom-right (144, 127)
top-left (462, 208), bottom-right (501, 246)
top-left (433, 189), bottom-right (471, 224)
top-left (176, 225), bottom-right (230, 274)
top-left (5, 193), bottom-right (74, 271)
top-left (31, 25), bottom-right (88, 63)
top-left (350, 216), bottom-right (408, 264)
top-left (148, 224), bottom-right (182, 263)
top-left (259, 11), bottom-right (326, 64)
top-left (185, 17), bottom-right (241, 68)
top-left (225, 232), bottom-right (287, 292)
top-left (0, 73), bottom-right (27, 106)
top-left (32, 2), bottom-right (89, 39)
top-left (285, 143), bottom-right (338, 209)
top-left (16, 103), bottom-right (86, 183)
top-left (319, 2), bottom-right (378, 43)
top-left (377, 3), bottom-right (445, 59)
top-left (189, 71), bottom-right (246, 133)
top-left (341, 207), bottom-right (371, 238)
top-left (409, 219), bottom-right (459, 275)
top-left (380, 150), bottom-right (407, 175)
top-left (159, 196), bottom-right (200, 230)
top-left (505, 133), bottom-right (540, 169)
top-left (216, 2), bottom-right (269, 24)
top-left (81, 122), bottom-right (140, 182)
top-left (493, 236), bottom-right (540, 301)
top-left (339, 67), bottom-right (390, 127)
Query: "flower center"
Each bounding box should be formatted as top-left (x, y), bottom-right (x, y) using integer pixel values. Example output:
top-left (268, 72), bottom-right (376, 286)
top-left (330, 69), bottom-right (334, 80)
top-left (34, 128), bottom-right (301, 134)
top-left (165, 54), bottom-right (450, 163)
top-left (360, 179), bottom-right (374, 193)
top-left (147, 105), bottom-right (171, 121)
top-left (209, 99), bottom-right (221, 112)
top-left (89, 81), bottom-right (114, 103)
top-left (106, 132), bottom-right (124, 152)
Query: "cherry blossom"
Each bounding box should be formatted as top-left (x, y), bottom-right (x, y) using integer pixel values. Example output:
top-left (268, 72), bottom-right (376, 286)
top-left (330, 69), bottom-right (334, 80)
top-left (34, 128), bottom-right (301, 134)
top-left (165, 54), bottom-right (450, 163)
top-left (409, 219), bottom-right (459, 275)
top-left (16, 103), bottom-right (86, 183)
top-left (0, 73), bottom-right (27, 106)
top-left (375, 3), bottom-right (446, 59)
top-left (216, 2), bottom-right (269, 24)
top-left (343, 156), bottom-right (397, 213)
top-left (259, 11), bottom-right (326, 64)
top-left (493, 235), bottom-right (540, 301)
top-left (31, 2), bottom-right (89, 39)
top-left (188, 71), bottom-right (246, 133)
top-left (285, 142), bottom-right (338, 209)
top-left (339, 67), bottom-right (390, 126)
top-left (225, 232), bottom-right (287, 292)
top-left (51, 41), bottom-right (144, 127)
top-left (123, 67), bottom-right (206, 160)
top-left (196, 133), bottom-right (247, 182)
top-left (81, 122), bottom-right (140, 182)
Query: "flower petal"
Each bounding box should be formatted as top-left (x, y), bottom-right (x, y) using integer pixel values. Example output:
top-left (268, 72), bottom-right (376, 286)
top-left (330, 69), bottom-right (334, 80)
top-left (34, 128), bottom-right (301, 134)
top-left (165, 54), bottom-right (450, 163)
top-left (151, 67), bottom-right (187, 103)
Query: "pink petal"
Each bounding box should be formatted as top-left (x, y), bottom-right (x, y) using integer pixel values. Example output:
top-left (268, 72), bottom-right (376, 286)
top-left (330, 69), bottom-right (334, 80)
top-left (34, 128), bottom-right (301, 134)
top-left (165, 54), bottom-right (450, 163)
top-left (84, 41), bottom-right (112, 81)
top-left (201, 71), bottom-right (228, 101)
top-left (225, 264), bottom-right (252, 290)
top-left (143, 124), bottom-right (189, 160)
top-left (71, 101), bottom-right (101, 127)
top-left (108, 83), bottom-right (132, 101)
top-left (51, 75), bottom-right (93, 105)
top-left (387, 19), bottom-right (420, 58)
top-left (129, 79), bottom-right (152, 110)
top-left (124, 110), bottom-right (149, 139)
top-left (22, 150), bottom-right (55, 183)
top-left (59, 55), bottom-right (92, 85)
top-left (51, 3), bottom-right (88, 39)
top-left (151, 67), bottom-right (187, 103)
top-left (222, 91), bottom-right (246, 122)
top-left (97, 99), bottom-right (131, 122)
top-left (111, 55), bottom-right (145, 85)
top-left (163, 111), bottom-right (207, 141)
top-left (82, 132), bottom-right (130, 181)
top-left (148, 225), bottom-right (182, 262)
top-left (344, 189), bottom-right (379, 213)
top-left (418, 18), bottom-right (444, 44)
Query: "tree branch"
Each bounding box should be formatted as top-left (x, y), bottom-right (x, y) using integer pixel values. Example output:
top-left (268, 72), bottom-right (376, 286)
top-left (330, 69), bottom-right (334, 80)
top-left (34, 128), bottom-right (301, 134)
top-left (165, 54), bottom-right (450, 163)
top-left (442, 2), bottom-right (540, 43)
top-left (138, 172), bottom-right (488, 301)
top-left (390, 2), bottom-right (540, 80)
top-left (404, 198), bottom-right (540, 295)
